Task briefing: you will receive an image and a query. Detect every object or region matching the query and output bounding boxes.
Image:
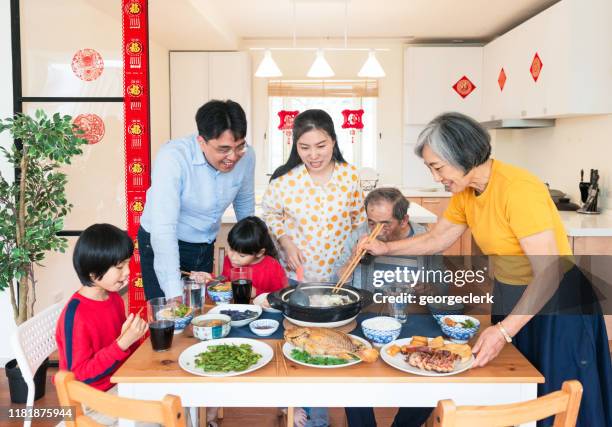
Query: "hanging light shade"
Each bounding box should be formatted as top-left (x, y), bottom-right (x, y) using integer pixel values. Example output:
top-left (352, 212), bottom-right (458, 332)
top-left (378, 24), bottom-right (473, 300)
top-left (255, 49), bottom-right (282, 78)
top-left (307, 50), bottom-right (335, 78)
top-left (358, 50), bottom-right (385, 78)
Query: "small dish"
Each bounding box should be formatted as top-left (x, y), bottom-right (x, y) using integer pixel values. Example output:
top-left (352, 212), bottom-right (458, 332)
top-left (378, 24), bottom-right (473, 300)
top-left (191, 314), bottom-right (231, 340)
top-left (439, 315), bottom-right (480, 343)
top-left (156, 306), bottom-right (193, 334)
top-left (249, 319), bottom-right (280, 337)
top-left (361, 316), bottom-right (402, 347)
top-left (208, 304), bottom-right (262, 327)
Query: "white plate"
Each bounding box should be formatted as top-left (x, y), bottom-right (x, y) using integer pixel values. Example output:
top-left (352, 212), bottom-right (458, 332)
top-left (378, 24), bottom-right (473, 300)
top-left (253, 293), bottom-right (281, 314)
top-left (282, 334), bottom-right (371, 369)
top-left (178, 338), bottom-right (273, 377)
top-left (380, 337), bottom-right (474, 377)
top-left (208, 304), bottom-right (262, 327)
top-left (283, 314), bottom-right (357, 328)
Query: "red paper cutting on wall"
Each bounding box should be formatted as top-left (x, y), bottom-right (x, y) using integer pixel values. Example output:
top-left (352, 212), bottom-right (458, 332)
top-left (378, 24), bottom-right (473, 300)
top-left (498, 68), bottom-right (507, 91)
top-left (341, 109), bottom-right (364, 144)
top-left (530, 53), bottom-right (543, 82)
top-left (73, 114), bottom-right (105, 145)
top-left (71, 48), bottom-right (104, 82)
top-left (123, 0), bottom-right (150, 316)
top-left (452, 75), bottom-right (476, 99)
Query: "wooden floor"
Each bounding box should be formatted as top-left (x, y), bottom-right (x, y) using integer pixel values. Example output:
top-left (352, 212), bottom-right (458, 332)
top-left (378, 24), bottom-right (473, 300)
top-left (1, 367), bottom-right (399, 426)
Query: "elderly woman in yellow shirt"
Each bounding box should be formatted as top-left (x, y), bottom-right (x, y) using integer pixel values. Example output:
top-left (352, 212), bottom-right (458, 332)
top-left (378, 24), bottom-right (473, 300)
top-left (362, 112), bottom-right (611, 427)
top-left (263, 109), bottom-right (365, 283)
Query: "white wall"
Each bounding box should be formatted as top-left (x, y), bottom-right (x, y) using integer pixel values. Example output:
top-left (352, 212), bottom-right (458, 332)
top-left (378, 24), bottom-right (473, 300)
top-left (244, 40), bottom-right (406, 189)
top-left (0, 0), bottom-right (17, 365)
top-left (492, 114), bottom-right (612, 210)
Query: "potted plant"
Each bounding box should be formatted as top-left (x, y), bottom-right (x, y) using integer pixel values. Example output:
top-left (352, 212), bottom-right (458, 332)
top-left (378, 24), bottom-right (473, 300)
top-left (0, 110), bottom-right (87, 402)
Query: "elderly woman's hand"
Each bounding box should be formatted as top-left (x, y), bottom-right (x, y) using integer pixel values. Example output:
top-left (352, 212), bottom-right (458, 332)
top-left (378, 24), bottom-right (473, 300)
top-left (472, 325), bottom-right (507, 367)
top-left (358, 235), bottom-right (389, 256)
top-left (190, 271), bottom-right (213, 284)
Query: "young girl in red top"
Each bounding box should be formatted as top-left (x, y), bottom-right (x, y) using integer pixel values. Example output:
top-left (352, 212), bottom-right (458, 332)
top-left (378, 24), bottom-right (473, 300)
top-left (221, 216), bottom-right (287, 297)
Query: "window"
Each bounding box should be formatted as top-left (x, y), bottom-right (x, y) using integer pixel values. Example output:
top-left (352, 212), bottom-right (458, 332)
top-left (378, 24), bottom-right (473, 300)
top-left (267, 81), bottom-right (377, 174)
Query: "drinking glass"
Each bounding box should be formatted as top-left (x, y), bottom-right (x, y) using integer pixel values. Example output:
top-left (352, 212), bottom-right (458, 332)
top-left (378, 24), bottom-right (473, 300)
top-left (183, 277), bottom-right (204, 315)
top-left (383, 285), bottom-right (409, 324)
top-left (147, 297), bottom-right (175, 351)
top-left (230, 267), bottom-right (253, 304)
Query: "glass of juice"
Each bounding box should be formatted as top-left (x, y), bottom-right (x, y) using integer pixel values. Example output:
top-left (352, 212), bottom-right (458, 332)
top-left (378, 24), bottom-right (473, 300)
top-left (230, 267), bottom-right (253, 304)
top-left (147, 297), bottom-right (175, 351)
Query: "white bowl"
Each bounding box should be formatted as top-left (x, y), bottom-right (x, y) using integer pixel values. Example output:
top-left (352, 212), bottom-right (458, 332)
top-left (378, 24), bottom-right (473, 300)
top-left (253, 293), bottom-right (281, 313)
top-left (249, 319), bottom-right (280, 337)
top-left (191, 314), bottom-right (231, 341)
top-left (361, 316), bottom-right (402, 347)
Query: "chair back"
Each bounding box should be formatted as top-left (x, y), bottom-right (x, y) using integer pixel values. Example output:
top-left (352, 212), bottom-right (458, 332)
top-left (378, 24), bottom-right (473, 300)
top-left (430, 380), bottom-right (583, 427)
top-left (55, 371), bottom-right (186, 427)
top-left (10, 301), bottom-right (63, 427)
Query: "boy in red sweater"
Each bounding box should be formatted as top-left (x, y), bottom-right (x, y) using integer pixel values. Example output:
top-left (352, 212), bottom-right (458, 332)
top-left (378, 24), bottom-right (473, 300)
top-left (56, 223), bottom-right (147, 424)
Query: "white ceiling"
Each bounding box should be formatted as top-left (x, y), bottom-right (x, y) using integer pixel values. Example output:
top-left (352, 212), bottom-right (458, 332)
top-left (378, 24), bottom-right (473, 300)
top-left (89, 0), bottom-right (561, 50)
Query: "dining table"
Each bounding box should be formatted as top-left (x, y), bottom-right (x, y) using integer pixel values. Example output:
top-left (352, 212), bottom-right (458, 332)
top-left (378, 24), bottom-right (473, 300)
top-left (112, 312), bottom-right (544, 427)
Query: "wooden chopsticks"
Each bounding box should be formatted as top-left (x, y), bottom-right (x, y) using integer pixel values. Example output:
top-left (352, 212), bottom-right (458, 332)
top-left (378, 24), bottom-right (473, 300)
top-left (333, 223), bottom-right (384, 293)
top-left (277, 341), bottom-right (289, 376)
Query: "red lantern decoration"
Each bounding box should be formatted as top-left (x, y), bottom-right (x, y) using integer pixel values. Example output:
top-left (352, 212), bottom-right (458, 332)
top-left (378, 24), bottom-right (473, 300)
top-left (341, 109), bottom-right (364, 144)
top-left (278, 110), bottom-right (299, 144)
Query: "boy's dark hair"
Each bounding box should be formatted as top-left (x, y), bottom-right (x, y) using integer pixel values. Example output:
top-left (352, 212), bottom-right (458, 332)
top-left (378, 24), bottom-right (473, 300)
top-left (228, 217), bottom-right (279, 260)
top-left (195, 99), bottom-right (247, 142)
top-left (365, 187), bottom-right (410, 221)
top-left (73, 223), bottom-right (134, 286)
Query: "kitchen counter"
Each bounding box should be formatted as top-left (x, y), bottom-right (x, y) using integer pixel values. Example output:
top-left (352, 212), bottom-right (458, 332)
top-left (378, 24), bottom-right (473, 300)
top-left (222, 201), bottom-right (438, 224)
top-left (376, 185), bottom-right (453, 198)
top-left (559, 210), bottom-right (612, 237)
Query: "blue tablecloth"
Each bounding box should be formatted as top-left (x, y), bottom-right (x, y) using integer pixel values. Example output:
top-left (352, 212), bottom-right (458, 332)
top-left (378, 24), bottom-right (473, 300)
top-left (227, 311), bottom-right (442, 341)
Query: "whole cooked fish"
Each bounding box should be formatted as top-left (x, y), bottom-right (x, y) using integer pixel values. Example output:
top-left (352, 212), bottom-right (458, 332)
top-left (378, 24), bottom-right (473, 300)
top-left (284, 327), bottom-right (379, 363)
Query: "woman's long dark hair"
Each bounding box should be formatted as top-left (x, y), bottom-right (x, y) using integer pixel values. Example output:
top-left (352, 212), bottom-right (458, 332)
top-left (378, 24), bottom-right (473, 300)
top-left (270, 109), bottom-right (347, 181)
top-left (228, 216), bottom-right (279, 260)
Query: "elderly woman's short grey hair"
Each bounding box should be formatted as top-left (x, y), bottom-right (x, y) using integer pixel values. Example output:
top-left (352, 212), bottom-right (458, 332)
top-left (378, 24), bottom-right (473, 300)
top-left (414, 112), bottom-right (491, 173)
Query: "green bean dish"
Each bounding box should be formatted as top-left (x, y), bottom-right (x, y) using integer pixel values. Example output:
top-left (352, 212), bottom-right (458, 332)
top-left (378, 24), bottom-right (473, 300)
top-left (194, 344), bottom-right (262, 372)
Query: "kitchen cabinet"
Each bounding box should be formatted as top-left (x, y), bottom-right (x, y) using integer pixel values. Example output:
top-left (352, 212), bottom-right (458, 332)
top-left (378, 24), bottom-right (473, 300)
top-left (170, 51), bottom-right (251, 139)
top-left (569, 236), bottom-right (612, 342)
top-left (482, 0), bottom-right (612, 120)
top-left (407, 197), bottom-right (472, 256)
top-left (404, 46), bottom-right (483, 125)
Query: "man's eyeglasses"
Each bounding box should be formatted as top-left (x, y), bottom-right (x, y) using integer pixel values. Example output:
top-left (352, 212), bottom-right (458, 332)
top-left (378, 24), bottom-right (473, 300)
top-left (210, 141), bottom-right (248, 157)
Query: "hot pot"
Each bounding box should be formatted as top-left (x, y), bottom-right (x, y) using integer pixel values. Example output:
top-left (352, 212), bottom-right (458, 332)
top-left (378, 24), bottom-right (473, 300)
top-left (267, 282), bottom-right (373, 323)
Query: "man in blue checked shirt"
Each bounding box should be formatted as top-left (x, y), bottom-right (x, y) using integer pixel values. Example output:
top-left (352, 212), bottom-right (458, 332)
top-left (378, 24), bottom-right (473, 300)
top-left (138, 99), bottom-right (255, 300)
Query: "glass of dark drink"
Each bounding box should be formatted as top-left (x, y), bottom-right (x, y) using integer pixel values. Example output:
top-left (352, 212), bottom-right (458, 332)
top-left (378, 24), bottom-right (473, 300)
top-left (230, 267), bottom-right (253, 304)
top-left (147, 297), bottom-right (175, 351)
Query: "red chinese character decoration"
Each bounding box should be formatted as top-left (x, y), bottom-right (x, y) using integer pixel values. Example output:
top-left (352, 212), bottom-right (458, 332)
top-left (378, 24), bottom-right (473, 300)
top-left (341, 109), bottom-right (364, 144)
top-left (278, 110), bottom-right (299, 145)
top-left (452, 75), bottom-right (476, 99)
top-left (73, 114), bottom-right (105, 145)
top-left (123, 0), bottom-right (150, 316)
top-left (498, 68), bottom-right (507, 91)
top-left (530, 53), bottom-right (543, 82)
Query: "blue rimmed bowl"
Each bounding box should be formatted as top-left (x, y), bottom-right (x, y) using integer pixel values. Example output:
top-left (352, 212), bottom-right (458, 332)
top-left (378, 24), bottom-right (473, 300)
top-left (361, 316), bottom-right (402, 347)
top-left (439, 315), bottom-right (480, 343)
top-left (207, 282), bottom-right (233, 305)
top-left (427, 302), bottom-right (465, 324)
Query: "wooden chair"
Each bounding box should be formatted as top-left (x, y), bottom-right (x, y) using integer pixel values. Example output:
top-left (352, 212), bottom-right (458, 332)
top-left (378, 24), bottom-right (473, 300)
top-left (427, 380), bottom-right (583, 427)
top-left (55, 371), bottom-right (186, 427)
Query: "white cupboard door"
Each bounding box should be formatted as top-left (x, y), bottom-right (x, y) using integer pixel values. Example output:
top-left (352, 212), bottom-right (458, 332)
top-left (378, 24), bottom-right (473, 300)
top-left (405, 47), bottom-right (483, 125)
top-left (170, 52), bottom-right (209, 139)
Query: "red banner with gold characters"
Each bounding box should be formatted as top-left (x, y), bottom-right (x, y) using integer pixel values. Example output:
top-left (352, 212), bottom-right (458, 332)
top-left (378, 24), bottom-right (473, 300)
top-left (122, 0), bottom-right (150, 316)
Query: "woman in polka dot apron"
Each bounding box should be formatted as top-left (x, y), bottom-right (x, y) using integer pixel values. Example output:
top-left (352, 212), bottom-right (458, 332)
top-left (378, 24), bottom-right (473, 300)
top-left (263, 109), bottom-right (365, 284)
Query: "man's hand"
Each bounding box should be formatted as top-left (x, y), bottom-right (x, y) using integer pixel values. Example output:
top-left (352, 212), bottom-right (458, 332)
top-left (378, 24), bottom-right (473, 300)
top-left (357, 234), bottom-right (389, 256)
